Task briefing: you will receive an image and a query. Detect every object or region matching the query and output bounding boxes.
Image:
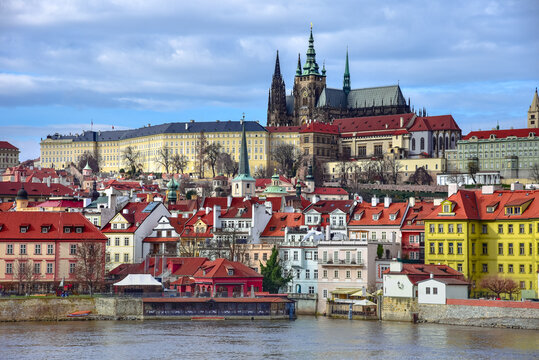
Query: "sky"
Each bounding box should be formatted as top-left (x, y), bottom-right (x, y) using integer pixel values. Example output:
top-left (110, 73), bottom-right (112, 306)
top-left (1, 0), bottom-right (538, 161)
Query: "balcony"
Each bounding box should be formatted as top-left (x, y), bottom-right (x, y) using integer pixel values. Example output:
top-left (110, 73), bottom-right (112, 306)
top-left (318, 259), bottom-right (364, 267)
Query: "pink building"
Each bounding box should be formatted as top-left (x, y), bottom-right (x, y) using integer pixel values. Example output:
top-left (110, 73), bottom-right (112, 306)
top-left (400, 199), bottom-right (436, 262)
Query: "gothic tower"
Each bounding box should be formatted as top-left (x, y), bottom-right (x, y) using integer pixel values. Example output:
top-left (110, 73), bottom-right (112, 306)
top-left (293, 26), bottom-right (327, 125)
top-left (528, 88), bottom-right (539, 128)
top-left (267, 51), bottom-right (289, 127)
top-left (232, 120), bottom-right (255, 197)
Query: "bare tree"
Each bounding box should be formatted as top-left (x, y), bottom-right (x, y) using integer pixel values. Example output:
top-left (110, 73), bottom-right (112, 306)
top-left (335, 160), bottom-right (350, 188)
top-left (467, 159), bottom-right (479, 184)
top-left (74, 241), bottom-right (106, 296)
top-left (156, 146), bottom-right (172, 174)
top-left (77, 151), bottom-right (100, 173)
top-left (271, 143), bottom-right (303, 178)
top-left (409, 166), bottom-right (433, 185)
top-left (505, 278), bottom-right (520, 300)
top-left (530, 163), bottom-right (539, 183)
top-left (14, 257), bottom-right (37, 295)
top-left (386, 157), bottom-right (402, 185)
top-left (122, 146), bottom-right (141, 177)
top-left (171, 153), bottom-right (189, 174)
top-left (201, 228), bottom-right (247, 262)
top-left (194, 132), bottom-right (208, 178)
top-left (253, 166), bottom-right (273, 179)
top-left (216, 153), bottom-right (238, 178)
top-left (479, 276), bottom-right (509, 299)
top-left (204, 143), bottom-right (222, 178)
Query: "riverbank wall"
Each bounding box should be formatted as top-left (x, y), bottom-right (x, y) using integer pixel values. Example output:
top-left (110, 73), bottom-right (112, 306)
top-left (0, 297), bottom-right (143, 322)
top-left (287, 293), bottom-right (317, 315)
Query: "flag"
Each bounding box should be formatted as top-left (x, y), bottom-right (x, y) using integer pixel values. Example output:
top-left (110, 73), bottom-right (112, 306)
top-left (59, 277), bottom-right (64, 288)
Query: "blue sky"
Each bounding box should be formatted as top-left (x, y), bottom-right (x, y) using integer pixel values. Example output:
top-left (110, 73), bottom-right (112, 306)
top-left (1, 0), bottom-right (538, 161)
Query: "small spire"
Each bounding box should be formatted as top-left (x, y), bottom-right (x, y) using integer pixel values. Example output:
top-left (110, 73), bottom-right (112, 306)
top-left (322, 61), bottom-right (326, 76)
top-left (343, 48), bottom-right (351, 95)
top-left (296, 53), bottom-right (302, 76)
top-left (273, 50), bottom-right (282, 77)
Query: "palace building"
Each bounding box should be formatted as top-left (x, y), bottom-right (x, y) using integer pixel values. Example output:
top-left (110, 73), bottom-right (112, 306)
top-left (267, 27), bottom-right (411, 127)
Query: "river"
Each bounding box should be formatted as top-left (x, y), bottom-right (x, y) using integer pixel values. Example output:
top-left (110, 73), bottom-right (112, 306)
top-left (2, 317), bottom-right (538, 359)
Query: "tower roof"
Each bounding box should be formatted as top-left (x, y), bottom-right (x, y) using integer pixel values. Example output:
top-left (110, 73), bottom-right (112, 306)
top-left (233, 120), bottom-right (254, 182)
top-left (302, 26), bottom-right (321, 76)
top-left (83, 162), bottom-right (92, 171)
top-left (274, 50), bottom-right (282, 77)
top-left (343, 48), bottom-right (351, 94)
top-left (530, 88), bottom-right (539, 111)
top-left (16, 183), bottom-right (28, 200)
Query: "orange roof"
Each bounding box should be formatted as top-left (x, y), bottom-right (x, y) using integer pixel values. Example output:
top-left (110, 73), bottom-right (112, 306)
top-left (348, 201), bottom-right (407, 226)
top-left (102, 202), bottom-right (154, 232)
top-left (194, 258), bottom-right (262, 279)
top-left (261, 212), bottom-right (304, 237)
top-left (335, 113), bottom-right (415, 134)
top-left (408, 115), bottom-right (460, 132)
top-left (463, 128), bottom-right (539, 140)
top-left (401, 201), bottom-right (437, 230)
top-left (300, 122), bottom-right (339, 134)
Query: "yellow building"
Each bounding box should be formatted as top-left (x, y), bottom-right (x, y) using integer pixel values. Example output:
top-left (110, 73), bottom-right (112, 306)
top-left (425, 187), bottom-right (539, 299)
top-left (40, 120), bottom-right (270, 176)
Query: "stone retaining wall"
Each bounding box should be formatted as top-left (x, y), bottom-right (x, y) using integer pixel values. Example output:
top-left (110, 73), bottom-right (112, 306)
top-left (288, 293), bottom-right (317, 315)
top-left (381, 296), bottom-right (418, 322)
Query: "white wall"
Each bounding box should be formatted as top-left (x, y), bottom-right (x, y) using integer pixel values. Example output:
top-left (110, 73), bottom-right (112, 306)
top-left (383, 274), bottom-right (414, 298)
top-left (446, 284), bottom-right (468, 300)
top-left (418, 279), bottom-right (446, 304)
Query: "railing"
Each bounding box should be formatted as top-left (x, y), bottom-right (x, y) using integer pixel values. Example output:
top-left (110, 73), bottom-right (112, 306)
top-left (318, 259), bottom-right (364, 266)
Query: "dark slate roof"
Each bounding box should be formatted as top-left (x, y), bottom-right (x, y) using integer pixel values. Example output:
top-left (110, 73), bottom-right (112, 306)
top-left (46, 121), bottom-right (267, 142)
top-left (317, 85), bottom-right (407, 109)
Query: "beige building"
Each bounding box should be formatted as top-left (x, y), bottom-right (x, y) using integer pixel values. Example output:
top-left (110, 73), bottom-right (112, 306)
top-left (0, 141), bottom-right (19, 171)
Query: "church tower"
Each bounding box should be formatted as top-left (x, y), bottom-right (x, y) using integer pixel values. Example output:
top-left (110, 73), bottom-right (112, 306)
top-left (232, 120), bottom-right (255, 197)
top-left (293, 26), bottom-right (327, 125)
top-left (528, 88), bottom-right (539, 128)
top-left (268, 51), bottom-right (289, 127)
top-left (343, 48), bottom-right (351, 96)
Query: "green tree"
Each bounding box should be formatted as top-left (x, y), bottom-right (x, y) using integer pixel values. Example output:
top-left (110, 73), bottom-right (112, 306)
top-left (260, 246), bottom-right (291, 294)
top-left (377, 244), bottom-right (384, 259)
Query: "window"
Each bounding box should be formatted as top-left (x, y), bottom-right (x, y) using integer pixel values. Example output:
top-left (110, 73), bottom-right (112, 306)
top-left (508, 243), bottom-right (513, 255)
top-left (296, 269), bottom-right (301, 279)
top-left (426, 287), bottom-right (430, 295)
top-left (433, 287), bottom-right (438, 295)
top-left (334, 270), bottom-right (339, 279)
top-left (448, 224), bottom-right (454, 233)
top-left (457, 224), bottom-right (463, 233)
top-left (47, 244), bottom-right (54, 255)
top-left (482, 225), bottom-right (488, 234)
top-left (323, 289), bottom-right (328, 298)
top-left (106, 238), bottom-right (110, 246)
top-left (262, 253), bottom-right (267, 261)
top-left (508, 264), bottom-right (513, 273)
top-left (520, 281), bottom-right (526, 290)
top-left (20, 244), bottom-right (26, 255)
top-left (482, 243), bottom-right (488, 255)
top-left (323, 270), bottom-right (327, 278)
top-left (35, 244), bottom-right (41, 255)
top-left (283, 251), bottom-right (289, 261)
top-left (357, 271), bottom-right (362, 279)
top-left (314, 270), bottom-right (318, 279)
top-left (6, 244), bottom-right (13, 255)
top-left (64, 227), bottom-right (71, 233)
top-left (69, 263), bottom-right (76, 274)
top-left (519, 243), bottom-right (525, 255)
top-left (307, 286), bottom-right (315, 294)
top-left (498, 243), bottom-right (503, 255)
top-left (305, 270), bottom-right (310, 279)
top-left (457, 243), bottom-right (462, 255)
top-left (34, 263), bottom-right (41, 274)
top-left (498, 264), bottom-right (503, 273)
top-left (429, 224), bottom-right (435, 233)
top-left (429, 242), bottom-right (435, 254)
top-left (114, 253), bottom-right (120, 262)
top-left (105, 253), bottom-right (111, 262)
top-left (482, 264), bottom-right (488, 273)
top-left (124, 253), bottom-right (129, 262)
top-left (124, 238), bottom-right (129, 246)
top-left (70, 244), bottom-right (77, 255)
top-left (346, 270), bottom-right (351, 279)
top-left (438, 242), bottom-right (444, 254)
top-left (46, 263), bottom-right (53, 274)
top-left (293, 251), bottom-right (298, 261)
top-left (115, 237), bottom-right (120, 246)
top-left (75, 227), bottom-right (83, 233)
top-left (457, 264), bottom-right (463, 272)
top-left (448, 243), bottom-right (454, 254)
top-left (254, 253), bottom-right (259, 261)
top-left (6, 263), bottom-right (13, 274)
top-left (508, 224), bottom-right (513, 234)
top-left (519, 264), bottom-right (525, 273)
top-left (519, 224), bottom-right (525, 234)
top-left (471, 224), bottom-right (475, 234)
top-left (313, 252), bottom-right (318, 261)
top-left (498, 224), bottom-right (503, 234)
top-left (438, 224), bottom-right (444, 233)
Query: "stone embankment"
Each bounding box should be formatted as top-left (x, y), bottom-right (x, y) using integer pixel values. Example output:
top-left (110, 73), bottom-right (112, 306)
top-left (0, 297), bottom-right (143, 322)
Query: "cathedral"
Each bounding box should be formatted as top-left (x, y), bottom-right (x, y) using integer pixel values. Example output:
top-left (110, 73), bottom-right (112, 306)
top-left (267, 28), bottom-right (411, 127)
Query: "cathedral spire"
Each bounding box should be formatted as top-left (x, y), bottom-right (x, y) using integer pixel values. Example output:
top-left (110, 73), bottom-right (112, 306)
top-left (302, 25), bottom-right (320, 75)
top-left (296, 53), bottom-right (302, 76)
top-left (274, 50), bottom-right (282, 77)
top-left (343, 48), bottom-right (351, 95)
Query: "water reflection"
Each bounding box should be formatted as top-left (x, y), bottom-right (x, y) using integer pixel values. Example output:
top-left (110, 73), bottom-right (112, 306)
top-left (2, 318), bottom-right (538, 360)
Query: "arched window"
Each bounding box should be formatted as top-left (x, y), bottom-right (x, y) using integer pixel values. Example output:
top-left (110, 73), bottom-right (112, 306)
top-left (420, 137), bottom-right (425, 150)
top-left (433, 137), bottom-right (437, 150)
top-left (412, 138), bottom-right (416, 151)
top-left (445, 136), bottom-right (449, 149)
top-left (439, 136), bottom-right (444, 149)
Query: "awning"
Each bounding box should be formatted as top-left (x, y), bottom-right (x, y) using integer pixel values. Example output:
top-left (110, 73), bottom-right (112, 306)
top-left (113, 274), bottom-right (162, 286)
top-left (330, 288), bottom-right (362, 295)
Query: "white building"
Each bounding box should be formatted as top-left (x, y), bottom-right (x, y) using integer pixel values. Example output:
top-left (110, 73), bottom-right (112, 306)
top-left (417, 277), bottom-right (469, 304)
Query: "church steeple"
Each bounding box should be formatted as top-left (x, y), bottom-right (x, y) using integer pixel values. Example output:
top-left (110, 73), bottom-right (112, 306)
top-left (296, 53), bottom-right (302, 76)
top-left (302, 25), bottom-right (320, 75)
top-left (343, 48), bottom-right (351, 95)
top-left (528, 88), bottom-right (539, 128)
top-left (267, 50), bottom-right (288, 126)
top-left (232, 119), bottom-right (256, 197)
top-left (274, 50), bottom-right (282, 76)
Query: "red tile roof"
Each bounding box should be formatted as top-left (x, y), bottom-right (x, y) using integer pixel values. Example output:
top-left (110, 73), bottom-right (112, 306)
top-left (304, 200), bottom-right (355, 214)
top-left (384, 263), bottom-right (465, 284)
top-left (300, 122), bottom-right (339, 134)
top-left (401, 201), bottom-right (437, 230)
top-left (0, 212), bottom-right (106, 241)
top-left (261, 212), bottom-right (304, 237)
top-left (167, 199), bottom-right (198, 212)
top-left (462, 128), bottom-right (539, 140)
top-left (348, 201), bottom-right (407, 226)
top-left (408, 115), bottom-right (460, 132)
top-left (0, 182), bottom-right (75, 197)
top-left (33, 200), bottom-right (84, 208)
top-left (194, 258), bottom-right (262, 279)
top-left (335, 113), bottom-right (415, 134)
top-left (0, 141), bottom-right (18, 150)
top-left (102, 202), bottom-right (154, 232)
top-left (312, 187), bottom-right (348, 196)
top-left (109, 257), bottom-right (207, 278)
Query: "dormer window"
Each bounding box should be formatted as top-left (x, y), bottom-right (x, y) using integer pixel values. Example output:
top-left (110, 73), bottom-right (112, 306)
top-left (75, 226), bottom-right (83, 233)
top-left (440, 200), bottom-right (455, 215)
top-left (41, 226), bottom-right (49, 233)
top-left (64, 227), bottom-right (71, 233)
top-left (389, 214), bottom-right (396, 221)
top-left (112, 223), bottom-right (117, 229)
top-left (372, 213), bottom-right (380, 221)
top-left (227, 269), bottom-right (234, 276)
top-left (20, 225), bottom-right (28, 233)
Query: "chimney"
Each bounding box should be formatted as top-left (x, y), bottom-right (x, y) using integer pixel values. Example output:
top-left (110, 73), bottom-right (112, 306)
top-left (384, 196), bottom-right (392, 208)
top-left (311, 195), bottom-right (319, 204)
top-left (171, 212), bottom-right (178, 218)
top-left (409, 197), bottom-right (415, 207)
top-left (227, 195), bottom-right (232, 208)
top-left (400, 117), bottom-right (404, 128)
top-left (325, 225), bottom-right (330, 241)
top-left (511, 182), bottom-right (524, 191)
top-left (481, 185), bottom-right (494, 195)
top-left (447, 183), bottom-right (458, 197)
top-left (185, 123), bottom-right (189, 130)
top-left (122, 208), bottom-right (129, 214)
top-left (371, 195), bottom-right (379, 207)
top-left (45, 176), bottom-right (51, 187)
top-left (205, 207), bottom-right (211, 215)
top-left (430, 273), bottom-right (434, 279)
top-left (389, 261), bottom-right (403, 273)
top-left (213, 205), bottom-right (221, 229)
